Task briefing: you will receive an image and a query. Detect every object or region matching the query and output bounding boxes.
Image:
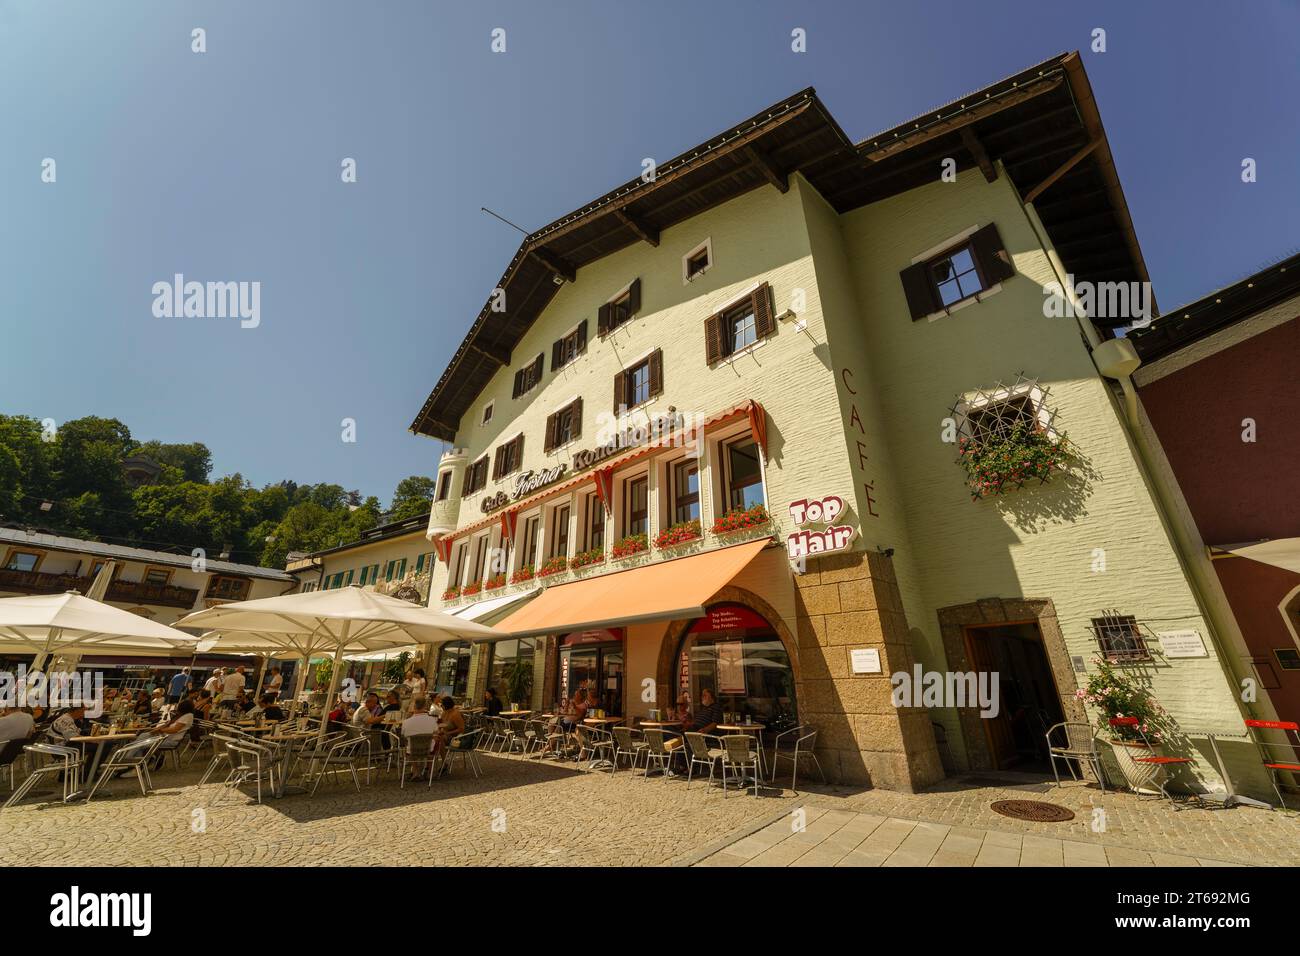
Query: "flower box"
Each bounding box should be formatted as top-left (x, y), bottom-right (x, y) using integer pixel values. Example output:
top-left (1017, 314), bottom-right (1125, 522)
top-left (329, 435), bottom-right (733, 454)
top-left (655, 520), bottom-right (702, 549)
top-left (461, 582), bottom-right (482, 597)
top-left (569, 548), bottom-right (605, 572)
top-left (510, 565), bottom-right (535, 585)
top-left (484, 575), bottom-right (506, 591)
top-left (538, 556), bottom-right (568, 578)
top-left (711, 504), bottom-right (771, 535)
top-left (440, 587), bottom-right (461, 602)
top-left (957, 424), bottom-right (1071, 499)
top-left (611, 534), bottom-right (649, 559)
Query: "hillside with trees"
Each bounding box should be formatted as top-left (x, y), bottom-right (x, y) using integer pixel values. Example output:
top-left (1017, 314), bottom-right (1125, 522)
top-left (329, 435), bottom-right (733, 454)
top-left (0, 414), bottom-right (434, 569)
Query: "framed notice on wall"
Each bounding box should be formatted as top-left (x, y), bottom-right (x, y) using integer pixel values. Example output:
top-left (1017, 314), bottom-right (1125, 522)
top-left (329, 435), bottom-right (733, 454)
top-left (850, 648), bottom-right (882, 674)
top-left (1158, 630), bottom-right (1208, 658)
top-left (716, 641), bottom-right (746, 694)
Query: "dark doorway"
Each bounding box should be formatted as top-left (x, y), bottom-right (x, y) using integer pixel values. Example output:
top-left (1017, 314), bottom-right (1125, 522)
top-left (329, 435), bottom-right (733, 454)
top-left (963, 622), bottom-right (1066, 771)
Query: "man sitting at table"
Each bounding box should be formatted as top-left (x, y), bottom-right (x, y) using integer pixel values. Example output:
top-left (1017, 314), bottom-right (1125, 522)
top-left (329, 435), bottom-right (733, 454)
top-left (483, 687), bottom-right (504, 717)
top-left (260, 695), bottom-right (285, 722)
top-left (352, 692), bottom-right (384, 728)
top-left (399, 697), bottom-right (440, 779)
top-left (0, 706), bottom-right (35, 743)
top-left (683, 688), bottom-right (722, 735)
top-left (114, 698), bottom-right (198, 774)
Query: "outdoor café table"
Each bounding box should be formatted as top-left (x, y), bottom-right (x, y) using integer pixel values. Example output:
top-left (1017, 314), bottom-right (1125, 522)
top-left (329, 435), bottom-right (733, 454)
top-left (264, 732), bottom-right (314, 797)
top-left (70, 732), bottom-right (140, 788)
top-left (499, 710), bottom-right (533, 718)
top-left (717, 723), bottom-right (767, 781)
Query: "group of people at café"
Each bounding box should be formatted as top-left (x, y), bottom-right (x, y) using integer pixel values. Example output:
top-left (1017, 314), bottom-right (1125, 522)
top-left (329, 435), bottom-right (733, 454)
top-left (526, 682), bottom-right (726, 757)
top-left (323, 684), bottom-right (465, 778)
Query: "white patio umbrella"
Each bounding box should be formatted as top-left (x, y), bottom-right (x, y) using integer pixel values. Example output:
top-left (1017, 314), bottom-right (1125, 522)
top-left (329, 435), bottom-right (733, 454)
top-left (0, 592), bottom-right (203, 698)
top-left (177, 586), bottom-right (500, 738)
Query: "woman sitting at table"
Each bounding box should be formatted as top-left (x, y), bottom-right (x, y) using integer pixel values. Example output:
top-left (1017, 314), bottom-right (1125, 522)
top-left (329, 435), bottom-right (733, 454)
top-left (432, 696), bottom-right (464, 757)
top-left (483, 687), bottom-right (504, 717)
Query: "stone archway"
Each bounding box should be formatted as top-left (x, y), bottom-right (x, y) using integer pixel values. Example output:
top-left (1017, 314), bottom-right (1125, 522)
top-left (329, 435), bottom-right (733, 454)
top-left (937, 597), bottom-right (1083, 772)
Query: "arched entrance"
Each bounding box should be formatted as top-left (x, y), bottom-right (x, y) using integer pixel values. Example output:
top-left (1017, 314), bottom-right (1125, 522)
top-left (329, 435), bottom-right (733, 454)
top-left (669, 602), bottom-right (799, 731)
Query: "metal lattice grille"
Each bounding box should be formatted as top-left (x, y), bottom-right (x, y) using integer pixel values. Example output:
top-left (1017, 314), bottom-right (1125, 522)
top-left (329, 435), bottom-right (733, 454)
top-left (1088, 612), bottom-right (1151, 662)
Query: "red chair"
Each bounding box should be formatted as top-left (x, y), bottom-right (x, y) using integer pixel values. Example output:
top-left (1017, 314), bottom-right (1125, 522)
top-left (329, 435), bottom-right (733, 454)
top-left (1108, 717), bottom-right (1198, 805)
top-left (1244, 719), bottom-right (1300, 807)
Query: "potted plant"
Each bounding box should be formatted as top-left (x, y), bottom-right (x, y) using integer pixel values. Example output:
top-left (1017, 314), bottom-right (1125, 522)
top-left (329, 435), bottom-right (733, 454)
top-left (611, 533), bottom-right (649, 560)
top-left (504, 658), bottom-right (532, 709)
top-left (441, 585), bottom-right (461, 603)
top-left (1082, 659), bottom-right (1173, 793)
top-left (654, 519), bottom-right (702, 550)
top-left (957, 422), bottom-right (1071, 500)
top-left (510, 565), bottom-right (535, 585)
top-left (538, 555), bottom-right (568, 579)
top-left (484, 573), bottom-right (507, 591)
top-left (569, 548), bottom-right (605, 572)
top-left (711, 503), bottom-right (771, 535)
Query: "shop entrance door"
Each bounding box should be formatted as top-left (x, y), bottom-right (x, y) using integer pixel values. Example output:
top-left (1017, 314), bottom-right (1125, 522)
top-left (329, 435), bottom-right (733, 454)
top-left (557, 629), bottom-right (625, 716)
top-left (963, 622), bottom-right (1065, 771)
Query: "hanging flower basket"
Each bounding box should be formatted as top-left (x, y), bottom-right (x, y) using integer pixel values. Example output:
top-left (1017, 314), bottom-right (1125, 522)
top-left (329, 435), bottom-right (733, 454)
top-left (484, 574), bottom-right (506, 591)
top-left (538, 556), bottom-right (568, 578)
top-left (441, 586), bottom-right (461, 602)
top-left (957, 423), bottom-right (1072, 499)
top-left (711, 504), bottom-right (771, 535)
top-left (611, 534), bottom-right (649, 559)
top-left (654, 520), bottom-right (702, 550)
top-left (569, 548), bottom-right (605, 572)
top-left (510, 565), bottom-right (535, 585)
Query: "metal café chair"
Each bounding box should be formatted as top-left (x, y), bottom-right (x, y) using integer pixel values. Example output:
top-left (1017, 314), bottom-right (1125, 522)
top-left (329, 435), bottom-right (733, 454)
top-left (612, 725), bottom-right (648, 771)
top-left (85, 735), bottom-right (166, 802)
top-left (222, 738), bottom-right (279, 804)
top-left (399, 733), bottom-right (435, 788)
top-left (1046, 721), bottom-right (1106, 792)
top-left (0, 738), bottom-right (29, 792)
top-left (3, 743), bottom-right (82, 809)
top-left (303, 735), bottom-right (368, 796)
top-left (720, 734), bottom-right (761, 797)
top-left (639, 728), bottom-right (681, 780)
top-left (770, 726), bottom-right (825, 791)
top-left (575, 724), bottom-right (616, 773)
top-left (436, 728), bottom-right (483, 781)
top-left (1244, 718), bottom-right (1300, 807)
top-left (683, 732), bottom-right (726, 790)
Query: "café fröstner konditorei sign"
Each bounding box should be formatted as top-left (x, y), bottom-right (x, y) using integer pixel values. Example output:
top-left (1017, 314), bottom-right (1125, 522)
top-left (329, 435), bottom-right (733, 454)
top-left (786, 494), bottom-right (857, 561)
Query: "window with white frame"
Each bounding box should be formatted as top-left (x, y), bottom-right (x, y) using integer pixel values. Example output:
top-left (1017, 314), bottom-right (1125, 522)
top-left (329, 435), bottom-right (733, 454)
top-left (682, 238), bottom-right (712, 283)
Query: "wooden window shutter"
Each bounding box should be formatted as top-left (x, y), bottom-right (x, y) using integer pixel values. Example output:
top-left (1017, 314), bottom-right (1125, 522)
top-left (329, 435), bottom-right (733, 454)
top-left (492, 446), bottom-right (505, 480)
top-left (551, 339), bottom-right (563, 371)
top-left (570, 396), bottom-right (583, 440)
top-left (627, 278), bottom-right (641, 316)
top-left (612, 369), bottom-right (627, 414)
top-left (648, 349), bottom-right (663, 398)
top-left (753, 282), bottom-right (776, 339)
top-left (704, 313), bottom-right (726, 364)
top-left (598, 303), bottom-right (612, 336)
top-left (899, 261), bottom-right (939, 321)
top-left (544, 412), bottom-right (558, 454)
top-left (576, 319), bottom-right (588, 354)
top-left (512, 368), bottom-right (524, 399)
top-left (970, 223), bottom-right (1015, 285)
top-left (532, 353), bottom-right (544, 383)
top-left (513, 434), bottom-right (524, 470)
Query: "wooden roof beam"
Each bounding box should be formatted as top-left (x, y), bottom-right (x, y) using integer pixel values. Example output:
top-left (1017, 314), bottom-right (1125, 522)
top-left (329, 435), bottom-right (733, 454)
top-left (614, 208), bottom-right (660, 247)
top-left (960, 126), bottom-right (998, 182)
top-left (467, 339), bottom-right (512, 367)
top-left (1023, 136), bottom-right (1103, 204)
top-left (744, 144), bottom-right (789, 192)
top-left (529, 246), bottom-right (577, 283)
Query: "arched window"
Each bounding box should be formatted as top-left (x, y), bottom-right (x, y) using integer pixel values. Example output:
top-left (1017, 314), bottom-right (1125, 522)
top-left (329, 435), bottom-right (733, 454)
top-left (675, 604), bottom-right (797, 728)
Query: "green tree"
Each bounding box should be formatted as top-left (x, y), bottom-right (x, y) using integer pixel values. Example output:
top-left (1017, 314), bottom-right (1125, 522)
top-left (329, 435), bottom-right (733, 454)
top-left (390, 476), bottom-right (436, 519)
top-left (129, 440), bottom-right (213, 483)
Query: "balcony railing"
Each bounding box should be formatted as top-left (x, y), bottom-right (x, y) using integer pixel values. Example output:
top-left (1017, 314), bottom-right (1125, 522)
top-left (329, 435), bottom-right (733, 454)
top-left (0, 567), bottom-right (200, 609)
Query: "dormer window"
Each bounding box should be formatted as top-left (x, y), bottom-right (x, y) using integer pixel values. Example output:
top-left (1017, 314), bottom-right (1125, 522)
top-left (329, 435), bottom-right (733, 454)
top-left (482, 401), bottom-right (494, 425)
top-left (683, 238), bottom-right (713, 283)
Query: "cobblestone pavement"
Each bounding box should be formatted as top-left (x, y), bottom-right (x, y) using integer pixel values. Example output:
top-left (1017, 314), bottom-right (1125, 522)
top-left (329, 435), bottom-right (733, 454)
top-left (696, 773), bottom-right (1300, 867)
top-left (2, 755), bottom-right (1295, 867)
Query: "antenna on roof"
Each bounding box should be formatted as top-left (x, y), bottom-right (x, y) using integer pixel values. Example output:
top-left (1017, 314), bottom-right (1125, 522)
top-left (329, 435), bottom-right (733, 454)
top-left (481, 207), bottom-right (530, 237)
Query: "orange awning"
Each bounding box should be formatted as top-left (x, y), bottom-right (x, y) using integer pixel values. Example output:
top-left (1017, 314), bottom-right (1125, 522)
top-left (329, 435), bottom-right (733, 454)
top-left (492, 538), bottom-right (772, 638)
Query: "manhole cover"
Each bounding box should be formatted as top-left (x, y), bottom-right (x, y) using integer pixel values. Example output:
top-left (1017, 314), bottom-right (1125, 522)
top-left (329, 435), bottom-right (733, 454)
top-left (990, 799), bottom-right (1075, 822)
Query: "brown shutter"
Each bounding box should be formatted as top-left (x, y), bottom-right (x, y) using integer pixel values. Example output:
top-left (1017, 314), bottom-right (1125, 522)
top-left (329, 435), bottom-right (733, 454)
top-left (544, 412), bottom-right (557, 453)
top-left (753, 282), bottom-right (776, 339)
top-left (648, 349), bottom-right (663, 398)
top-left (899, 261), bottom-right (939, 321)
top-left (598, 303), bottom-right (612, 336)
top-left (512, 368), bottom-right (524, 399)
top-left (576, 319), bottom-right (588, 354)
top-left (492, 447), bottom-right (505, 480)
top-left (551, 339), bottom-right (563, 371)
top-left (970, 222), bottom-right (1015, 285)
top-left (627, 277), bottom-right (641, 316)
top-left (570, 397), bottom-right (582, 440)
top-left (532, 353), bottom-right (544, 384)
top-left (704, 313), bottom-right (726, 364)
top-left (612, 369), bottom-right (626, 414)
top-left (512, 434), bottom-right (524, 472)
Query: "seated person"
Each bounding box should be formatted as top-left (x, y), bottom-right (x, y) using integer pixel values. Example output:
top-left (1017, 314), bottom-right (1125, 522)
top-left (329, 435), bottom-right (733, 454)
top-left (400, 697), bottom-right (440, 778)
top-left (683, 688), bottom-right (722, 735)
top-left (193, 689), bottom-right (214, 719)
top-left (236, 690), bottom-right (256, 714)
top-left (381, 690), bottom-right (403, 718)
top-left (433, 696), bottom-right (465, 756)
top-left (117, 699), bottom-right (197, 773)
top-left (328, 698), bottom-right (355, 729)
top-left (0, 706), bottom-right (36, 743)
top-left (483, 687), bottom-right (504, 717)
top-left (243, 695), bottom-right (264, 721)
top-left (260, 695), bottom-right (285, 722)
top-left (351, 692), bottom-right (383, 728)
top-left (150, 688), bottom-right (166, 713)
top-left (131, 691), bottom-right (152, 717)
top-left (48, 705), bottom-right (88, 744)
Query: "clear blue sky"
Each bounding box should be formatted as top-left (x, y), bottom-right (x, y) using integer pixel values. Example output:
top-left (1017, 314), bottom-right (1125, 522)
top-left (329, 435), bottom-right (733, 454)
top-left (3, 0), bottom-right (1296, 501)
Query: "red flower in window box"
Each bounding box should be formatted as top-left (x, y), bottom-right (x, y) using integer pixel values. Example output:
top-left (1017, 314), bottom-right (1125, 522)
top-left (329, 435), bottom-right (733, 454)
top-left (510, 565), bottom-right (535, 585)
top-left (710, 504), bottom-right (771, 535)
top-left (654, 520), bottom-right (702, 549)
top-left (462, 582), bottom-right (482, 597)
top-left (610, 534), bottom-right (649, 559)
top-left (441, 586), bottom-right (461, 602)
top-left (569, 548), bottom-right (605, 571)
top-left (484, 574), bottom-right (506, 591)
top-left (538, 556), bottom-right (568, 578)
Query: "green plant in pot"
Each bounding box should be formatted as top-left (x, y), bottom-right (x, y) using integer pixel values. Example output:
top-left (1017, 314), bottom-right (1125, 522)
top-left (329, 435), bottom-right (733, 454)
top-left (1082, 659), bottom-right (1174, 793)
top-left (503, 658), bottom-right (532, 710)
